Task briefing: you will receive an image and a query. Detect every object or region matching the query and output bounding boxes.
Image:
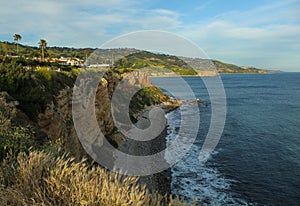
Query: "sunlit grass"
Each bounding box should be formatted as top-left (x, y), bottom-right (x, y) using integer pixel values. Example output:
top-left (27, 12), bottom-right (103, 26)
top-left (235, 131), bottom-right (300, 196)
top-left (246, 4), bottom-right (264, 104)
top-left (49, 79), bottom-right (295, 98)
top-left (0, 151), bottom-right (193, 206)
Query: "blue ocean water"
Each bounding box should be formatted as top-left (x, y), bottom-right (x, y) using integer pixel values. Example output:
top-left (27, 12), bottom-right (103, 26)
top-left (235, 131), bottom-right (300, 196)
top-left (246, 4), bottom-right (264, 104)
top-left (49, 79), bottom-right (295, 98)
top-left (151, 73), bottom-right (300, 206)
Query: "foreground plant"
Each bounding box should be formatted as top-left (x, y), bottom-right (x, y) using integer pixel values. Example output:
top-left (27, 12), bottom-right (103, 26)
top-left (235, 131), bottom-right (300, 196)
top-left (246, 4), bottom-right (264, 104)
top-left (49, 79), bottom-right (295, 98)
top-left (0, 151), bottom-right (192, 206)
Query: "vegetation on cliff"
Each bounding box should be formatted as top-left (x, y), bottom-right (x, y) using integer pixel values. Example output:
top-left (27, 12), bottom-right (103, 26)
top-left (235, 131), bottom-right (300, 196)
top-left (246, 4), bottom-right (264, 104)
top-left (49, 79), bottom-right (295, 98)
top-left (0, 57), bottom-right (76, 120)
top-left (0, 56), bottom-right (189, 205)
top-left (0, 56), bottom-right (171, 149)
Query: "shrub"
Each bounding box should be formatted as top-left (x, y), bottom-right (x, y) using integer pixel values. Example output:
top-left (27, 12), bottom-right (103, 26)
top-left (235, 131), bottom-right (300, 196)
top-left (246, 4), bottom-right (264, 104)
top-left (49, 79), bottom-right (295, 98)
top-left (0, 126), bottom-right (35, 161)
top-left (71, 67), bottom-right (80, 76)
top-left (129, 86), bottom-right (169, 120)
top-left (0, 61), bottom-right (75, 120)
top-left (36, 67), bottom-right (53, 81)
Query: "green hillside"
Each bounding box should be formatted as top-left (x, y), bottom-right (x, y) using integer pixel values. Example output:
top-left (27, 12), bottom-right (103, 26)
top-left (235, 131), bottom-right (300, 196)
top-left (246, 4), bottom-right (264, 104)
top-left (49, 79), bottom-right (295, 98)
top-left (0, 41), bottom-right (271, 74)
top-left (0, 41), bottom-right (94, 59)
top-left (112, 51), bottom-right (198, 75)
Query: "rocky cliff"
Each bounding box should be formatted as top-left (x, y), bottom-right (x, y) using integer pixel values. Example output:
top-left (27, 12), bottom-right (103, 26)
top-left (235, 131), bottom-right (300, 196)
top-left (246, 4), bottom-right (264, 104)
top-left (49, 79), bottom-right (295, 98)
top-left (35, 71), bottom-right (175, 194)
top-left (38, 73), bottom-right (117, 161)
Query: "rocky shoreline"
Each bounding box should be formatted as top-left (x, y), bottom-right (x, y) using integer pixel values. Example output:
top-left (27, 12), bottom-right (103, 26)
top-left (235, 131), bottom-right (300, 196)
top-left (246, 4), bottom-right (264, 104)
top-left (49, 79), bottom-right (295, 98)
top-left (134, 98), bottom-right (205, 194)
top-left (117, 99), bottom-right (180, 195)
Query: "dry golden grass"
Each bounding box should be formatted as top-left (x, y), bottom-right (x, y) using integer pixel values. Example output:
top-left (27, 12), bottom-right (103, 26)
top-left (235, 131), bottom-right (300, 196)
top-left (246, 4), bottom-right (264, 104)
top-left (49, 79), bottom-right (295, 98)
top-left (0, 151), bottom-right (193, 206)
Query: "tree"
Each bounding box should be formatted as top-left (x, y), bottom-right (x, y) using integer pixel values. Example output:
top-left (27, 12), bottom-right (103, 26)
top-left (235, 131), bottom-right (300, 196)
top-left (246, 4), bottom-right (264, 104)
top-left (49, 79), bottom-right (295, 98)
top-left (13, 34), bottom-right (22, 55)
top-left (39, 39), bottom-right (47, 62)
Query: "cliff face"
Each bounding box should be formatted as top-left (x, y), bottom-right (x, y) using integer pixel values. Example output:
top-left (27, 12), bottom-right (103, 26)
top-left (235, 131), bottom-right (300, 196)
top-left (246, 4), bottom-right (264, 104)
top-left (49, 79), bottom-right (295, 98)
top-left (38, 73), bottom-right (118, 160)
top-left (37, 71), bottom-right (156, 159)
top-left (0, 69), bottom-right (176, 194)
top-left (38, 87), bottom-right (85, 159)
top-left (38, 72), bottom-right (172, 193)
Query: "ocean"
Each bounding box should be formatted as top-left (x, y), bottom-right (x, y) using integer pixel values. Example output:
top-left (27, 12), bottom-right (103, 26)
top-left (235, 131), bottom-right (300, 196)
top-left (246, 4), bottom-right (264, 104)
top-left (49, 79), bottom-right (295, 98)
top-left (151, 73), bottom-right (300, 206)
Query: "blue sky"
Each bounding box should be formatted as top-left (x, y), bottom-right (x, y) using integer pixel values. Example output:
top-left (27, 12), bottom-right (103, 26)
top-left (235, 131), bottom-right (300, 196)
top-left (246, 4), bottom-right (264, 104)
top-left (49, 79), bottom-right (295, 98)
top-left (0, 0), bottom-right (299, 71)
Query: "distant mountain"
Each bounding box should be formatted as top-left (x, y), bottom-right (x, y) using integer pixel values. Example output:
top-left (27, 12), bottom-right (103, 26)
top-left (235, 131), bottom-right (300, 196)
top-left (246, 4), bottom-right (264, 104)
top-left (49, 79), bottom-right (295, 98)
top-left (213, 60), bottom-right (269, 74)
top-left (0, 41), bottom-right (274, 75)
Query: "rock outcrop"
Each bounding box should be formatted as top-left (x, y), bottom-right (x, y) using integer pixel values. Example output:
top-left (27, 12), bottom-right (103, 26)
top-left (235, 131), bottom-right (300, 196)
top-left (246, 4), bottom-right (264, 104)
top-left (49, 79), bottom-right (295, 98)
top-left (38, 73), bottom-right (118, 160)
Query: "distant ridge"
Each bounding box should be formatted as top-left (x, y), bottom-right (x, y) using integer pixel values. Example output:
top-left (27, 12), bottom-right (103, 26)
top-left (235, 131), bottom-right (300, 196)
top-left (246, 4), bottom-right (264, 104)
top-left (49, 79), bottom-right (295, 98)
top-left (0, 41), bottom-right (277, 75)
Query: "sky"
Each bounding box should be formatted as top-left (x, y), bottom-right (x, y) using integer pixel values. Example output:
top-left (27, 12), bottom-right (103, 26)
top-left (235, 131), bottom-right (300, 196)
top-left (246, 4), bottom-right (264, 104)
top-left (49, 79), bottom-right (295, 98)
top-left (0, 0), bottom-right (299, 71)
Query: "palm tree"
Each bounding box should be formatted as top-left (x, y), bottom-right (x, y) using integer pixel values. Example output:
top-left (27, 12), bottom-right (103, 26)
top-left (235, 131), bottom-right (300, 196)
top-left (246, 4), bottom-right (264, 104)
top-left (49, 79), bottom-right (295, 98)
top-left (13, 34), bottom-right (22, 55)
top-left (39, 39), bottom-right (47, 62)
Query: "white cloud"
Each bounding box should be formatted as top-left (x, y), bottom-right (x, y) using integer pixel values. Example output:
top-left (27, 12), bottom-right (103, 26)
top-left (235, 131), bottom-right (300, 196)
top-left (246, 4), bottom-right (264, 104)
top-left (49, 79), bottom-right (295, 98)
top-left (152, 9), bottom-right (181, 18)
top-left (212, 0), bottom-right (300, 26)
top-left (0, 0), bottom-right (299, 70)
top-left (179, 20), bottom-right (300, 70)
top-left (176, 0), bottom-right (300, 71)
top-left (0, 1), bottom-right (182, 46)
top-left (195, 0), bottom-right (215, 12)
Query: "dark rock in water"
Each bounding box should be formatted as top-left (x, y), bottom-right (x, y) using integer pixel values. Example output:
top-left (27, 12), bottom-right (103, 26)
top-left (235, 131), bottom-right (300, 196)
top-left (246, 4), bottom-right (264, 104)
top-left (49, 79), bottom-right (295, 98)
top-left (180, 98), bottom-right (204, 105)
top-left (195, 98), bottom-right (203, 104)
top-left (173, 167), bottom-right (179, 172)
top-left (185, 172), bottom-right (198, 178)
top-left (203, 197), bottom-right (211, 204)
